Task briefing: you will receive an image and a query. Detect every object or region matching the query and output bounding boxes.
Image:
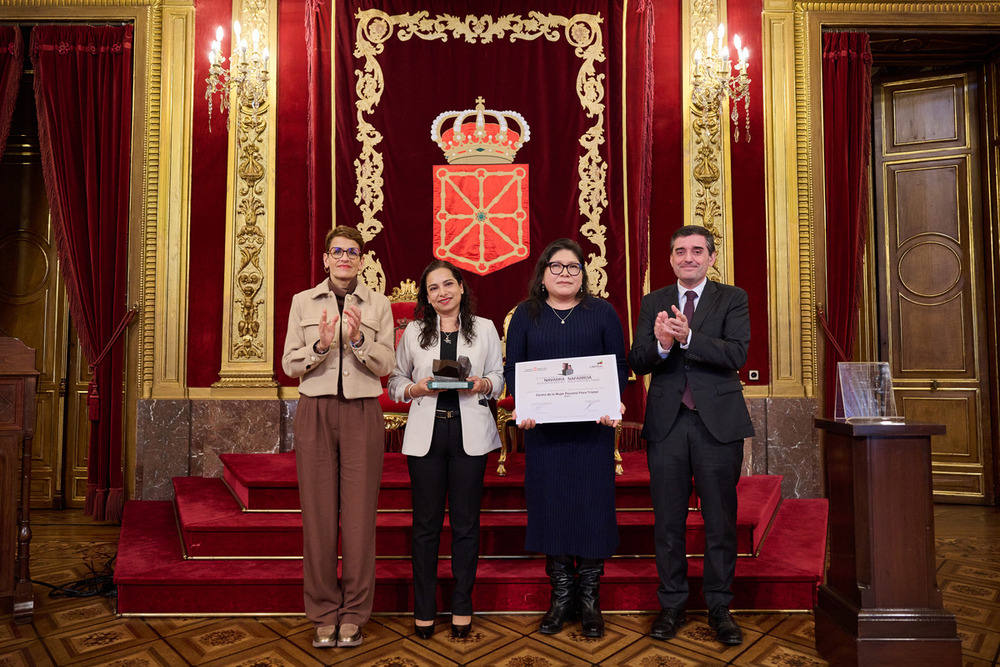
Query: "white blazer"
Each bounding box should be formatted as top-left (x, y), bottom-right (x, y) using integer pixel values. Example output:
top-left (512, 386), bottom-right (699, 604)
top-left (388, 315), bottom-right (504, 457)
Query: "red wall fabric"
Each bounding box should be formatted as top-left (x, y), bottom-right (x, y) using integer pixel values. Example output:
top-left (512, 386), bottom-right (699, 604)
top-left (31, 25), bottom-right (134, 521)
top-left (727, 0), bottom-right (768, 386)
top-left (273, 0), bottom-right (313, 386)
top-left (187, 0), bottom-right (232, 387)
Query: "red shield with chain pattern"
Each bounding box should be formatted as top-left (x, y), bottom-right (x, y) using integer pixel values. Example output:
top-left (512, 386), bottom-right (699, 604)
top-left (432, 165), bottom-right (529, 275)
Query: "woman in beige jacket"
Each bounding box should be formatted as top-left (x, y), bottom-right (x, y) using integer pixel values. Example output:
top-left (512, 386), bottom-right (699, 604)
top-left (281, 225), bottom-right (395, 649)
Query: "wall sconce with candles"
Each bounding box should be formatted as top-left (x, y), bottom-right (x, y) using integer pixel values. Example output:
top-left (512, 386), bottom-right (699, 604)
top-left (686, 8), bottom-right (752, 286)
top-left (205, 20), bottom-right (270, 131)
top-left (691, 22), bottom-right (750, 142)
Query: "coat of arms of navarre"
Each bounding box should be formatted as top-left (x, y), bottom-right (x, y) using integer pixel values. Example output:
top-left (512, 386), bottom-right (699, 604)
top-left (431, 97), bottom-right (530, 276)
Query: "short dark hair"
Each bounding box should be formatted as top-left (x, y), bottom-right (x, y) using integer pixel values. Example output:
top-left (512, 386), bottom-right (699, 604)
top-left (325, 225), bottom-right (365, 253)
top-left (670, 225), bottom-right (716, 254)
top-left (524, 238), bottom-right (592, 320)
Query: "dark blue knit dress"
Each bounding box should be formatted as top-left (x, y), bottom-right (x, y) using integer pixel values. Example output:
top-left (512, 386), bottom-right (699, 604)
top-left (503, 298), bottom-right (628, 559)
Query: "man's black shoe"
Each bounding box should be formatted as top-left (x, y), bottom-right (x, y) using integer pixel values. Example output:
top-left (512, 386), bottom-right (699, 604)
top-left (708, 606), bottom-right (743, 645)
top-left (650, 608), bottom-right (686, 640)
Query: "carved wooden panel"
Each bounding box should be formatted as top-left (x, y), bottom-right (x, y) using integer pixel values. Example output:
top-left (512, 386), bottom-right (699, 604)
top-left (874, 71), bottom-right (991, 503)
top-left (63, 331), bottom-right (91, 508)
top-left (883, 79), bottom-right (966, 152)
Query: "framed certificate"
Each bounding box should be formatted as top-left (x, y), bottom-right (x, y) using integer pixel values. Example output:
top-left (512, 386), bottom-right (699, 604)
top-left (514, 354), bottom-right (621, 424)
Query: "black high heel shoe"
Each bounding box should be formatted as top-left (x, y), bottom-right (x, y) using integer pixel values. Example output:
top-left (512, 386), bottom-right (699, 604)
top-left (451, 622), bottom-right (471, 638)
top-left (414, 623), bottom-right (435, 640)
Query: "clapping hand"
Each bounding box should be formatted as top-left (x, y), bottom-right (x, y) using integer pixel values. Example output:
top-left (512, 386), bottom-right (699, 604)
top-left (654, 311), bottom-right (675, 349)
top-left (317, 309), bottom-right (337, 350)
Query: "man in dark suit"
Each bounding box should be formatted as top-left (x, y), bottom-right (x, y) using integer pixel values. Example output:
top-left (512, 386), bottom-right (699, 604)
top-left (628, 225), bottom-right (754, 645)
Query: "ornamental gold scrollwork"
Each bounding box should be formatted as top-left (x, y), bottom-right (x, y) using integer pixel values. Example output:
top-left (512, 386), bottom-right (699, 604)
top-left (691, 99), bottom-right (725, 283)
top-left (352, 9), bottom-right (610, 296)
top-left (690, 0), bottom-right (727, 283)
top-left (231, 101), bottom-right (268, 359)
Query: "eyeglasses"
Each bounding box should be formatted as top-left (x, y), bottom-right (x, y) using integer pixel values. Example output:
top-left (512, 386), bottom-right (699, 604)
top-left (547, 261), bottom-right (583, 276)
top-left (326, 247), bottom-right (361, 260)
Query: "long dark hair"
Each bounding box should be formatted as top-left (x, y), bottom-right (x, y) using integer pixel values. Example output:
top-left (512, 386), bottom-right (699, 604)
top-left (415, 260), bottom-right (478, 349)
top-left (525, 238), bottom-right (593, 320)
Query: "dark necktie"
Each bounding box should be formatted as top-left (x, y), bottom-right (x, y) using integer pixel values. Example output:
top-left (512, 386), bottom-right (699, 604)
top-left (681, 290), bottom-right (697, 409)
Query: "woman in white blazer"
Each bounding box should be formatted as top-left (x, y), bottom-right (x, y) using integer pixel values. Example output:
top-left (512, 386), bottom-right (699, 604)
top-left (387, 260), bottom-right (504, 640)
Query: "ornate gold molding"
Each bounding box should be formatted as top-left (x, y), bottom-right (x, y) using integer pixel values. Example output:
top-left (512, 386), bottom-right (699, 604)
top-left (214, 0), bottom-right (278, 390)
top-left (152, 2), bottom-right (194, 399)
top-left (349, 10), bottom-right (611, 296)
top-left (684, 0), bottom-right (735, 284)
top-left (767, 0), bottom-right (1000, 398)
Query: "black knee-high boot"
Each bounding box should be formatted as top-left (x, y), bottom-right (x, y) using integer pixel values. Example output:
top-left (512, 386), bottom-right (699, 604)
top-left (539, 555), bottom-right (576, 634)
top-left (576, 557), bottom-right (605, 638)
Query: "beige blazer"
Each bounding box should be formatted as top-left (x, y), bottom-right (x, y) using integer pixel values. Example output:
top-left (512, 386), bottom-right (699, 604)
top-left (281, 280), bottom-right (395, 398)
top-left (388, 316), bottom-right (503, 456)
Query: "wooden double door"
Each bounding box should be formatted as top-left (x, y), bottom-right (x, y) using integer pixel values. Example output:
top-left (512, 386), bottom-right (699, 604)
top-left (872, 67), bottom-right (999, 503)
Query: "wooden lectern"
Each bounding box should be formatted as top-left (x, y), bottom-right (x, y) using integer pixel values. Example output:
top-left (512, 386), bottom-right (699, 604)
top-left (0, 338), bottom-right (39, 624)
top-left (814, 418), bottom-right (960, 666)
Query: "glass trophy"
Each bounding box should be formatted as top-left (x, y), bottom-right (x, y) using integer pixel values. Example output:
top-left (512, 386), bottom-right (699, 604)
top-left (427, 356), bottom-right (474, 390)
top-left (833, 362), bottom-right (902, 424)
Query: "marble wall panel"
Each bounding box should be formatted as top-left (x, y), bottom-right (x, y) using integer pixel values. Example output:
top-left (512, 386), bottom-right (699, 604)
top-left (190, 400), bottom-right (282, 478)
top-left (747, 397), bottom-right (768, 475)
top-left (135, 399), bottom-right (191, 500)
top-left (280, 399), bottom-right (297, 453)
top-left (765, 397), bottom-right (822, 499)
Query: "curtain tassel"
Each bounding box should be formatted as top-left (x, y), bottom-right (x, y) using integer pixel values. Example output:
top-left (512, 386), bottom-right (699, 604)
top-left (87, 376), bottom-right (100, 421)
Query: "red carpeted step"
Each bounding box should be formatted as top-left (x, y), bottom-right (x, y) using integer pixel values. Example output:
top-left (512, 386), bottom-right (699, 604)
top-left (221, 452), bottom-right (512, 511)
top-left (116, 501), bottom-right (305, 615)
top-left (684, 474), bottom-right (783, 557)
top-left (174, 477), bottom-right (303, 558)
top-left (220, 451), bottom-right (697, 512)
top-left (173, 474), bottom-right (781, 559)
top-left (117, 497), bottom-right (827, 615)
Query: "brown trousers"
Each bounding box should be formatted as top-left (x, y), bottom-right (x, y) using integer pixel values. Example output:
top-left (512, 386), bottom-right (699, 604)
top-left (294, 394), bottom-right (384, 628)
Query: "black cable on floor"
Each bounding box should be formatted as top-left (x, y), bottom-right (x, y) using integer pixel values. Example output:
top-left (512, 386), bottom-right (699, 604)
top-left (31, 555), bottom-right (117, 599)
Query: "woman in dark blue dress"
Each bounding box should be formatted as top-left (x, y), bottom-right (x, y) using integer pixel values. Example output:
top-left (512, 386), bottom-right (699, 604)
top-left (503, 238), bottom-right (628, 638)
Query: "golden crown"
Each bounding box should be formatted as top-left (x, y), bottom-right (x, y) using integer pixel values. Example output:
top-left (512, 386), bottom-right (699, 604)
top-left (431, 97), bottom-right (530, 165)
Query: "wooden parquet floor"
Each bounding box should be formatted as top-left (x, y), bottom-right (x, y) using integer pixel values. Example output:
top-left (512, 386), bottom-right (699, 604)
top-left (2, 504), bottom-right (998, 666)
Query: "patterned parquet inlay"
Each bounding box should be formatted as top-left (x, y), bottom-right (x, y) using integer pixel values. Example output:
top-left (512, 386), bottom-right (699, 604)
top-left (2, 506), bottom-right (998, 666)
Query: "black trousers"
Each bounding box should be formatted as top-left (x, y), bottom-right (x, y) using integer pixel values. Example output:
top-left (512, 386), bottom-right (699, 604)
top-left (407, 414), bottom-right (488, 620)
top-left (646, 406), bottom-right (744, 611)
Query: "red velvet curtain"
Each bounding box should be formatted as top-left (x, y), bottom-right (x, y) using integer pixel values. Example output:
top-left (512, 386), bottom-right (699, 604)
top-left (306, 0), bottom-right (333, 286)
top-left (0, 26), bottom-right (23, 160)
top-left (31, 25), bottom-right (134, 521)
top-left (821, 32), bottom-right (871, 417)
